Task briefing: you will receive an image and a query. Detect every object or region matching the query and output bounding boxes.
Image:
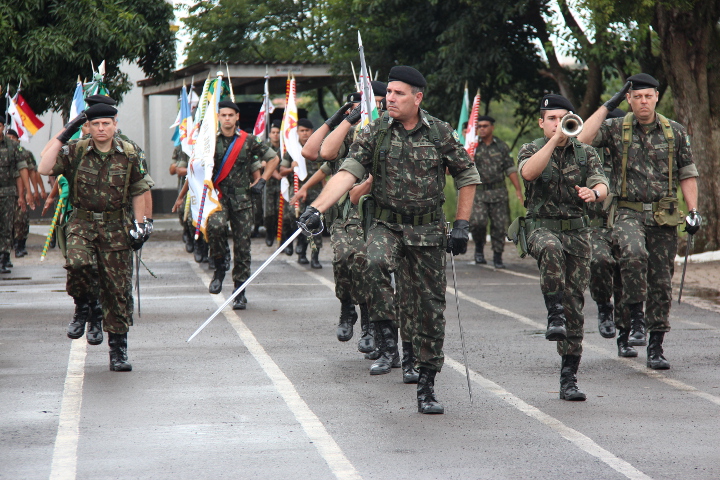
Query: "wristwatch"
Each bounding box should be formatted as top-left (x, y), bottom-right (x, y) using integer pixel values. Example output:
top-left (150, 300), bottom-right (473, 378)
top-left (592, 189), bottom-right (600, 200)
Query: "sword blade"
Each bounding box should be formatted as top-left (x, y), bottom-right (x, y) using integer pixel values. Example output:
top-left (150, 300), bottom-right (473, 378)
top-left (678, 235), bottom-right (693, 303)
top-left (135, 249), bottom-right (141, 318)
top-left (450, 253), bottom-right (474, 406)
top-left (187, 228), bottom-right (303, 342)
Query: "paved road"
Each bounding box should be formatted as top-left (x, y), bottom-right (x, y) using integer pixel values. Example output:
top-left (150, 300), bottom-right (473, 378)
top-left (2, 233), bottom-right (719, 480)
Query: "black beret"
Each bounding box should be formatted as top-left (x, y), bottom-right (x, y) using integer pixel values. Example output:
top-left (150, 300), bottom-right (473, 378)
top-left (218, 100), bottom-right (240, 113)
top-left (297, 118), bottom-right (314, 129)
top-left (85, 103), bottom-right (118, 121)
top-left (628, 73), bottom-right (659, 90)
top-left (388, 66), bottom-right (426, 88)
top-left (607, 108), bottom-right (626, 119)
top-left (477, 115), bottom-right (495, 124)
top-left (371, 81), bottom-right (387, 97)
top-left (270, 119), bottom-right (281, 129)
top-left (85, 94), bottom-right (116, 107)
top-left (540, 94), bottom-right (575, 112)
top-left (0, 114), bottom-right (5, 124)
top-left (6, 129), bottom-right (18, 137)
top-left (346, 92), bottom-right (362, 103)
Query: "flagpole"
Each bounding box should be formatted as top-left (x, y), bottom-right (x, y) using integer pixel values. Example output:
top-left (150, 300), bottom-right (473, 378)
top-left (357, 31), bottom-right (374, 125)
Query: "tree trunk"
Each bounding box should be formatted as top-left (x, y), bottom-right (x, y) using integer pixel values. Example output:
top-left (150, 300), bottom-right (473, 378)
top-left (653, 2), bottom-right (720, 251)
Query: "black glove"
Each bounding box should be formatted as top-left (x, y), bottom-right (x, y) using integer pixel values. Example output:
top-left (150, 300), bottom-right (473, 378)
top-left (345, 105), bottom-right (362, 125)
top-left (325, 102), bottom-right (354, 129)
top-left (57, 112), bottom-right (87, 144)
top-left (143, 218), bottom-right (153, 242)
top-left (129, 221), bottom-right (146, 251)
top-left (684, 209), bottom-right (702, 235)
top-left (446, 219), bottom-right (470, 256)
top-left (250, 178), bottom-right (266, 195)
top-left (297, 205), bottom-right (323, 236)
top-left (604, 81), bottom-right (632, 112)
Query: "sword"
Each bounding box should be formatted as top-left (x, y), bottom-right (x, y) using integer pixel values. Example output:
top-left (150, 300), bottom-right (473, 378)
top-left (135, 248), bottom-right (142, 318)
top-left (447, 223), bottom-right (474, 406)
top-left (188, 228), bottom-right (303, 342)
top-left (678, 234), bottom-right (693, 303)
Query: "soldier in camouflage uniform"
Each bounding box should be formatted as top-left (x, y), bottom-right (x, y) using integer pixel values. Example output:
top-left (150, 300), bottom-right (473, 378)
top-left (579, 73), bottom-right (699, 369)
top-left (204, 100), bottom-right (279, 309)
top-left (0, 117), bottom-right (33, 273)
top-left (470, 115), bottom-right (523, 268)
top-left (262, 120), bottom-right (282, 246)
top-left (6, 129), bottom-right (46, 258)
top-left (39, 104), bottom-right (150, 371)
top-left (299, 66), bottom-right (480, 414)
top-left (279, 119), bottom-right (323, 268)
top-left (518, 94), bottom-right (608, 401)
top-left (169, 144), bottom-right (194, 253)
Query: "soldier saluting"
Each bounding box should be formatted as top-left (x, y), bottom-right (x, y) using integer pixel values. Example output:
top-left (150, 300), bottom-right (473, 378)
top-left (297, 66), bottom-right (481, 414)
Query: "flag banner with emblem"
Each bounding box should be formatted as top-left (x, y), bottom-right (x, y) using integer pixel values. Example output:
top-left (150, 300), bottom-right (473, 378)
top-left (15, 94), bottom-right (44, 135)
top-left (187, 76), bottom-right (222, 239)
top-left (178, 86), bottom-right (194, 156)
top-left (280, 75), bottom-right (306, 180)
top-left (357, 31), bottom-right (379, 128)
top-left (253, 74), bottom-right (274, 141)
top-left (464, 90), bottom-right (481, 157)
top-left (456, 83), bottom-right (469, 144)
top-left (6, 95), bottom-right (30, 142)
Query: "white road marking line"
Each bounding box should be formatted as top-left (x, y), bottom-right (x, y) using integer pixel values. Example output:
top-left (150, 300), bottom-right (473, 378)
top-left (449, 286), bottom-right (720, 407)
top-left (294, 262), bottom-right (653, 479)
top-left (444, 357), bottom-right (654, 480)
top-left (49, 338), bottom-right (87, 480)
top-left (477, 264), bottom-right (541, 280)
top-left (190, 262), bottom-right (361, 480)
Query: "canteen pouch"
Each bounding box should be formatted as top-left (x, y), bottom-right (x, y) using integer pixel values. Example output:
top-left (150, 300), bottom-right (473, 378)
top-left (358, 194), bottom-right (375, 242)
top-left (56, 222), bottom-right (68, 258)
top-left (653, 196), bottom-right (683, 226)
top-left (507, 216), bottom-right (528, 258)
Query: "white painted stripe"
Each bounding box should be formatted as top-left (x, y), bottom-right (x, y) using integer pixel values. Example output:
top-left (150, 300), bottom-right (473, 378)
top-left (449, 286), bottom-right (720, 407)
top-left (444, 357), bottom-right (654, 480)
top-left (477, 264), bottom-right (541, 280)
top-left (49, 339), bottom-right (87, 480)
top-left (190, 262), bottom-right (361, 480)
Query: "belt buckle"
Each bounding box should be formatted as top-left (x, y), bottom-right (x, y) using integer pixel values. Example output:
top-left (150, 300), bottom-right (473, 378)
top-left (401, 214), bottom-right (413, 224)
top-left (92, 212), bottom-right (104, 221)
top-left (643, 203), bottom-right (653, 211)
top-left (561, 219), bottom-right (570, 230)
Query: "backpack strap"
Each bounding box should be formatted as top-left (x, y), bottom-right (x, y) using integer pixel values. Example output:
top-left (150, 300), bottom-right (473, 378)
top-left (119, 140), bottom-right (138, 206)
top-left (425, 115), bottom-right (445, 208)
top-left (620, 112), bottom-right (633, 199)
top-left (656, 113), bottom-right (675, 197)
top-left (529, 138), bottom-right (554, 216)
top-left (371, 112), bottom-right (393, 204)
top-left (71, 138), bottom-right (92, 206)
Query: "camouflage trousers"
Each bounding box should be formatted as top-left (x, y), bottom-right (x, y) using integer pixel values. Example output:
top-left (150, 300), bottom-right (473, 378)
top-left (263, 178), bottom-right (281, 239)
top-left (252, 191), bottom-right (263, 229)
top-left (65, 228), bottom-right (133, 334)
top-left (0, 196), bottom-right (14, 252)
top-left (394, 258), bottom-right (416, 344)
top-left (206, 202), bottom-right (253, 284)
top-left (362, 221), bottom-right (447, 371)
top-left (589, 226), bottom-right (628, 327)
top-left (528, 228), bottom-right (590, 356)
top-left (13, 199), bottom-right (29, 243)
top-left (612, 213), bottom-right (676, 332)
top-left (329, 211), bottom-right (366, 305)
top-left (469, 191), bottom-right (509, 253)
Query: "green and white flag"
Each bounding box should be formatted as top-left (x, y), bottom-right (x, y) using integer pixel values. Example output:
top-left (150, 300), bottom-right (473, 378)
top-left (456, 82), bottom-right (469, 144)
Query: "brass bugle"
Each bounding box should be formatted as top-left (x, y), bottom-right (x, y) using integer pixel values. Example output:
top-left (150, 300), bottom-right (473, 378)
top-left (561, 113), bottom-right (583, 137)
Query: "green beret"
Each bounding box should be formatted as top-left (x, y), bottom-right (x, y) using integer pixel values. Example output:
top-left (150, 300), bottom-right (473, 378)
top-left (388, 66), bottom-right (426, 88)
top-left (628, 73), bottom-right (659, 90)
top-left (85, 103), bottom-right (118, 120)
top-left (540, 94), bottom-right (574, 112)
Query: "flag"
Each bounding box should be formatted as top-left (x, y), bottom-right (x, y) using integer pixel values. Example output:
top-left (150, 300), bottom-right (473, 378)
top-left (358, 32), bottom-right (379, 127)
top-left (464, 90), bottom-right (481, 157)
top-left (456, 83), bottom-right (469, 144)
top-left (280, 75), bottom-right (306, 180)
top-left (6, 96), bottom-right (29, 142)
top-left (14, 94), bottom-right (44, 135)
top-left (177, 86), bottom-right (193, 156)
top-left (253, 74), bottom-right (273, 141)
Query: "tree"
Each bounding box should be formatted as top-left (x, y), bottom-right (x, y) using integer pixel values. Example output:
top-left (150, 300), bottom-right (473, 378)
top-left (0, 0), bottom-right (176, 116)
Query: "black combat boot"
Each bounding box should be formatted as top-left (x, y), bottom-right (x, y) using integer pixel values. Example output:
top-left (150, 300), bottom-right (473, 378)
top-left (402, 342), bottom-right (419, 384)
top-left (369, 321), bottom-right (400, 375)
top-left (86, 299), bottom-right (104, 345)
top-left (183, 229), bottom-right (194, 253)
top-left (67, 298), bottom-right (90, 339)
top-left (310, 250), bottom-right (322, 269)
top-left (283, 241), bottom-right (293, 255)
top-left (493, 251), bottom-right (506, 269)
top-left (297, 239), bottom-right (309, 264)
top-left (194, 238), bottom-right (207, 263)
top-left (543, 293), bottom-right (567, 341)
top-left (616, 329), bottom-right (638, 357)
top-left (0, 252), bottom-right (11, 273)
top-left (597, 302), bottom-right (616, 338)
top-left (209, 260), bottom-right (226, 294)
top-left (15, 239), bottom-right (28, 258)
top-left (628, 302), bottom-right (646, 346)
top-left (647, 331), bottom-right (670, 370)
top-left (417, 367), bottom-right (444, 414)
top-left (108, 332), bottom-right (132, 372)
top-left (357, 304), bottom-right (375, 353)
top-left (232, 282), bottom-right (247, 310)
top-left (474, 245), bottom-right (486, 265)
top-left (336, 302), bottom-right (357, 341)
top-left (265, 226), bottom-right (274, 247)
top-left (559, 355), bottom-right (586, 401)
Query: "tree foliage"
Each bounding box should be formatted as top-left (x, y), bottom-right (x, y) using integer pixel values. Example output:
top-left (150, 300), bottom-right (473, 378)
top-left (0, 0), bottom-right (177, 116)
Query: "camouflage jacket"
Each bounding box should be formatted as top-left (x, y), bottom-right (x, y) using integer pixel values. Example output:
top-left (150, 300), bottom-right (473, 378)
top-left (586, 147), bottom-right (615, 220)
top-left (518, 138), bottom-right (608, 219)
top-left (591, 114), bottom-right (698, 204)
top-left (171, 145), bottom-right (190, 188)
top-left (474, 136), bottom-right (516, 203)
top-left (213, 133), bottom-right (271, 211)
top-left (17, 146), bottom-right (37, 170)
top-left (77, 131), bottom-right (154, 188)
top-left (0, 135), bottom-right (28, 195)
